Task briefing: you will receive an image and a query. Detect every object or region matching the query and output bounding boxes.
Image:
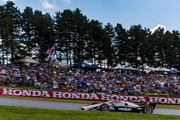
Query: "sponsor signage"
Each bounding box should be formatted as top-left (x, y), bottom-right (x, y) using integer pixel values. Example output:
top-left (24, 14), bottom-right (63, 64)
top-left (0, 87), bottom-right (180, 105)
top-left (118, 108), bottom-right (132, 111)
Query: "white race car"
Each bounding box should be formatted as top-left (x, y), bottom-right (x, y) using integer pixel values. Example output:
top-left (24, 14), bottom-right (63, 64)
top-left (81, 99), bottom-right (156, 114)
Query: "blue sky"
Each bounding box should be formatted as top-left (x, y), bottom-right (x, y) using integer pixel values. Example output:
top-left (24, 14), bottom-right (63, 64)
top-left (1, 0), bottom-right (180, 32)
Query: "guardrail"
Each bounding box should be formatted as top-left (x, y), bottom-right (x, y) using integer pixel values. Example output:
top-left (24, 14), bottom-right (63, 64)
top-left (144, 94), bottom-right (169, 97)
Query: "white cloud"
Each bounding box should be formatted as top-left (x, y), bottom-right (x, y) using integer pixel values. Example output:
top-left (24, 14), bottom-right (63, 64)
top-left (62, 0), bottom-right (71, 4)
top-left (42, 12), bottom-right (45, 15)
top-left (40, 0), bottom-right (56, 9)
top-left (150, 24), bottom-right (166, 34)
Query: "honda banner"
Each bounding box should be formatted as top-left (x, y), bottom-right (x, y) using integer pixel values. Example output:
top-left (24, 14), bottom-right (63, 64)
top-left (0, 87), bottom-right (180, 105)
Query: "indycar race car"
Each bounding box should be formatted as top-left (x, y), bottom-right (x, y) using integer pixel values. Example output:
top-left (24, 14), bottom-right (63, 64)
top-left (81, 100), bottom-right (156, 114)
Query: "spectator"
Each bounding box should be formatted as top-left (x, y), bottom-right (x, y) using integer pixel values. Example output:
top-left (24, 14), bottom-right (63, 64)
top-left (0, 64), bottom-right (180, 97)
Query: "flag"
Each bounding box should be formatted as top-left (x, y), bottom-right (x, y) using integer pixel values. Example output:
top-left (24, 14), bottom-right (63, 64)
top-left (51, 50), bottom-right (55, 60)
top-left (45, 48), bottom-right (50, 56)
top-left (46, 52), bottom-right (51, 61)
top-left (38, 50), bottom-right (41, 59)
top-left (50, 44), bottom-right (55, 53)
top-left (33, 45), bottom-right (40, 51)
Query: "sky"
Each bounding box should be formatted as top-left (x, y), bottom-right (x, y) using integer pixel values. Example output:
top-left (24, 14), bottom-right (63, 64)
top-left (0, 0), bottom-right (180, 32)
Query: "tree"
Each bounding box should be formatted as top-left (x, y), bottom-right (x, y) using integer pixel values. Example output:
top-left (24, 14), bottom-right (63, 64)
top-left (21, 6), bottom-right (35, 57)
top-left (88, 20), bottom-right (105, 66)
top-left (113, 23), bottom-right (128, 66)
top-left (54, 9), bottom-right (74, 65)
top-left (55, 8), bottom-right (90, 66)
top-left (0, 5), bottom-right (10, 64)
top-left (143, 29), bottom-right (156, 67)
top-left (72, 8), bottom-right (90, 64)
top-left (3, 1), bottom-right (22, 63)
top-left (33, 10), bottom-right (55, 62)
top-left (127, 25), bottom-right (144, 68)
top-left (163, 30), bottom-right (180, 69)
top-left (152, 27), bottom-right (166, 67)
top-left (103, 23), bottom-right (115, 67)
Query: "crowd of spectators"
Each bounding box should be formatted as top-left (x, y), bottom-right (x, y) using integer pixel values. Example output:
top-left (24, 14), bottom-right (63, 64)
top-left (0, 64), bottom-right (180, 97)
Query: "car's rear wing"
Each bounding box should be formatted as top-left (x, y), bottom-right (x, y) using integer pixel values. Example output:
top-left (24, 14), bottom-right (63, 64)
top-left (149, 102), bottom-right (157, 110)
top-left (141, 102), bottom-right (157, 110)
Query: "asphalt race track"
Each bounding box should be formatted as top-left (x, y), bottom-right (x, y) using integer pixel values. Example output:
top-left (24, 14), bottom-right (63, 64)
top-left (0, 97), bottom-right (180, 116)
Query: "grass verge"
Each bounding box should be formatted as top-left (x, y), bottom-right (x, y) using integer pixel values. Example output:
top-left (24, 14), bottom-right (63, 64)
top-left (0, 105), bottom-right (180, 120)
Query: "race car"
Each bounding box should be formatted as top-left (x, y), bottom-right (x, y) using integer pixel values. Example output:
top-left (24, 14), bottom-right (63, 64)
top-left (80, 99), bottom-right (156, 114)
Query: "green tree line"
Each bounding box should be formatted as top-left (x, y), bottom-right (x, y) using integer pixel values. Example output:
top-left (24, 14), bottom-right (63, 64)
top-left (0, 1), bottom-right (180, 69)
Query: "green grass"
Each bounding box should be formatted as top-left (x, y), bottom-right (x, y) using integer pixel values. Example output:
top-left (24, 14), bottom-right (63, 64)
top-left (156, 104), bottom-right (180, 109)
top-left (0, 105), bottom-right (179, 120)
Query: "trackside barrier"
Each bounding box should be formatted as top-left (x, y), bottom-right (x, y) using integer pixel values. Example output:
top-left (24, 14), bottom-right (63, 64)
top-left (144, 94), bottom-right (170, 97)
top-left (0, 87), bottom-right (180, 105)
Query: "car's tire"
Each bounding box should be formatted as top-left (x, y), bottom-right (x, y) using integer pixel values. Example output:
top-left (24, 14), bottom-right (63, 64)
top-left (100, 104), bottom-right (110, 111)
top-left (91, 102), bottom-right (98, 105)
top-left (143, 105), bottom-right (153, 114)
